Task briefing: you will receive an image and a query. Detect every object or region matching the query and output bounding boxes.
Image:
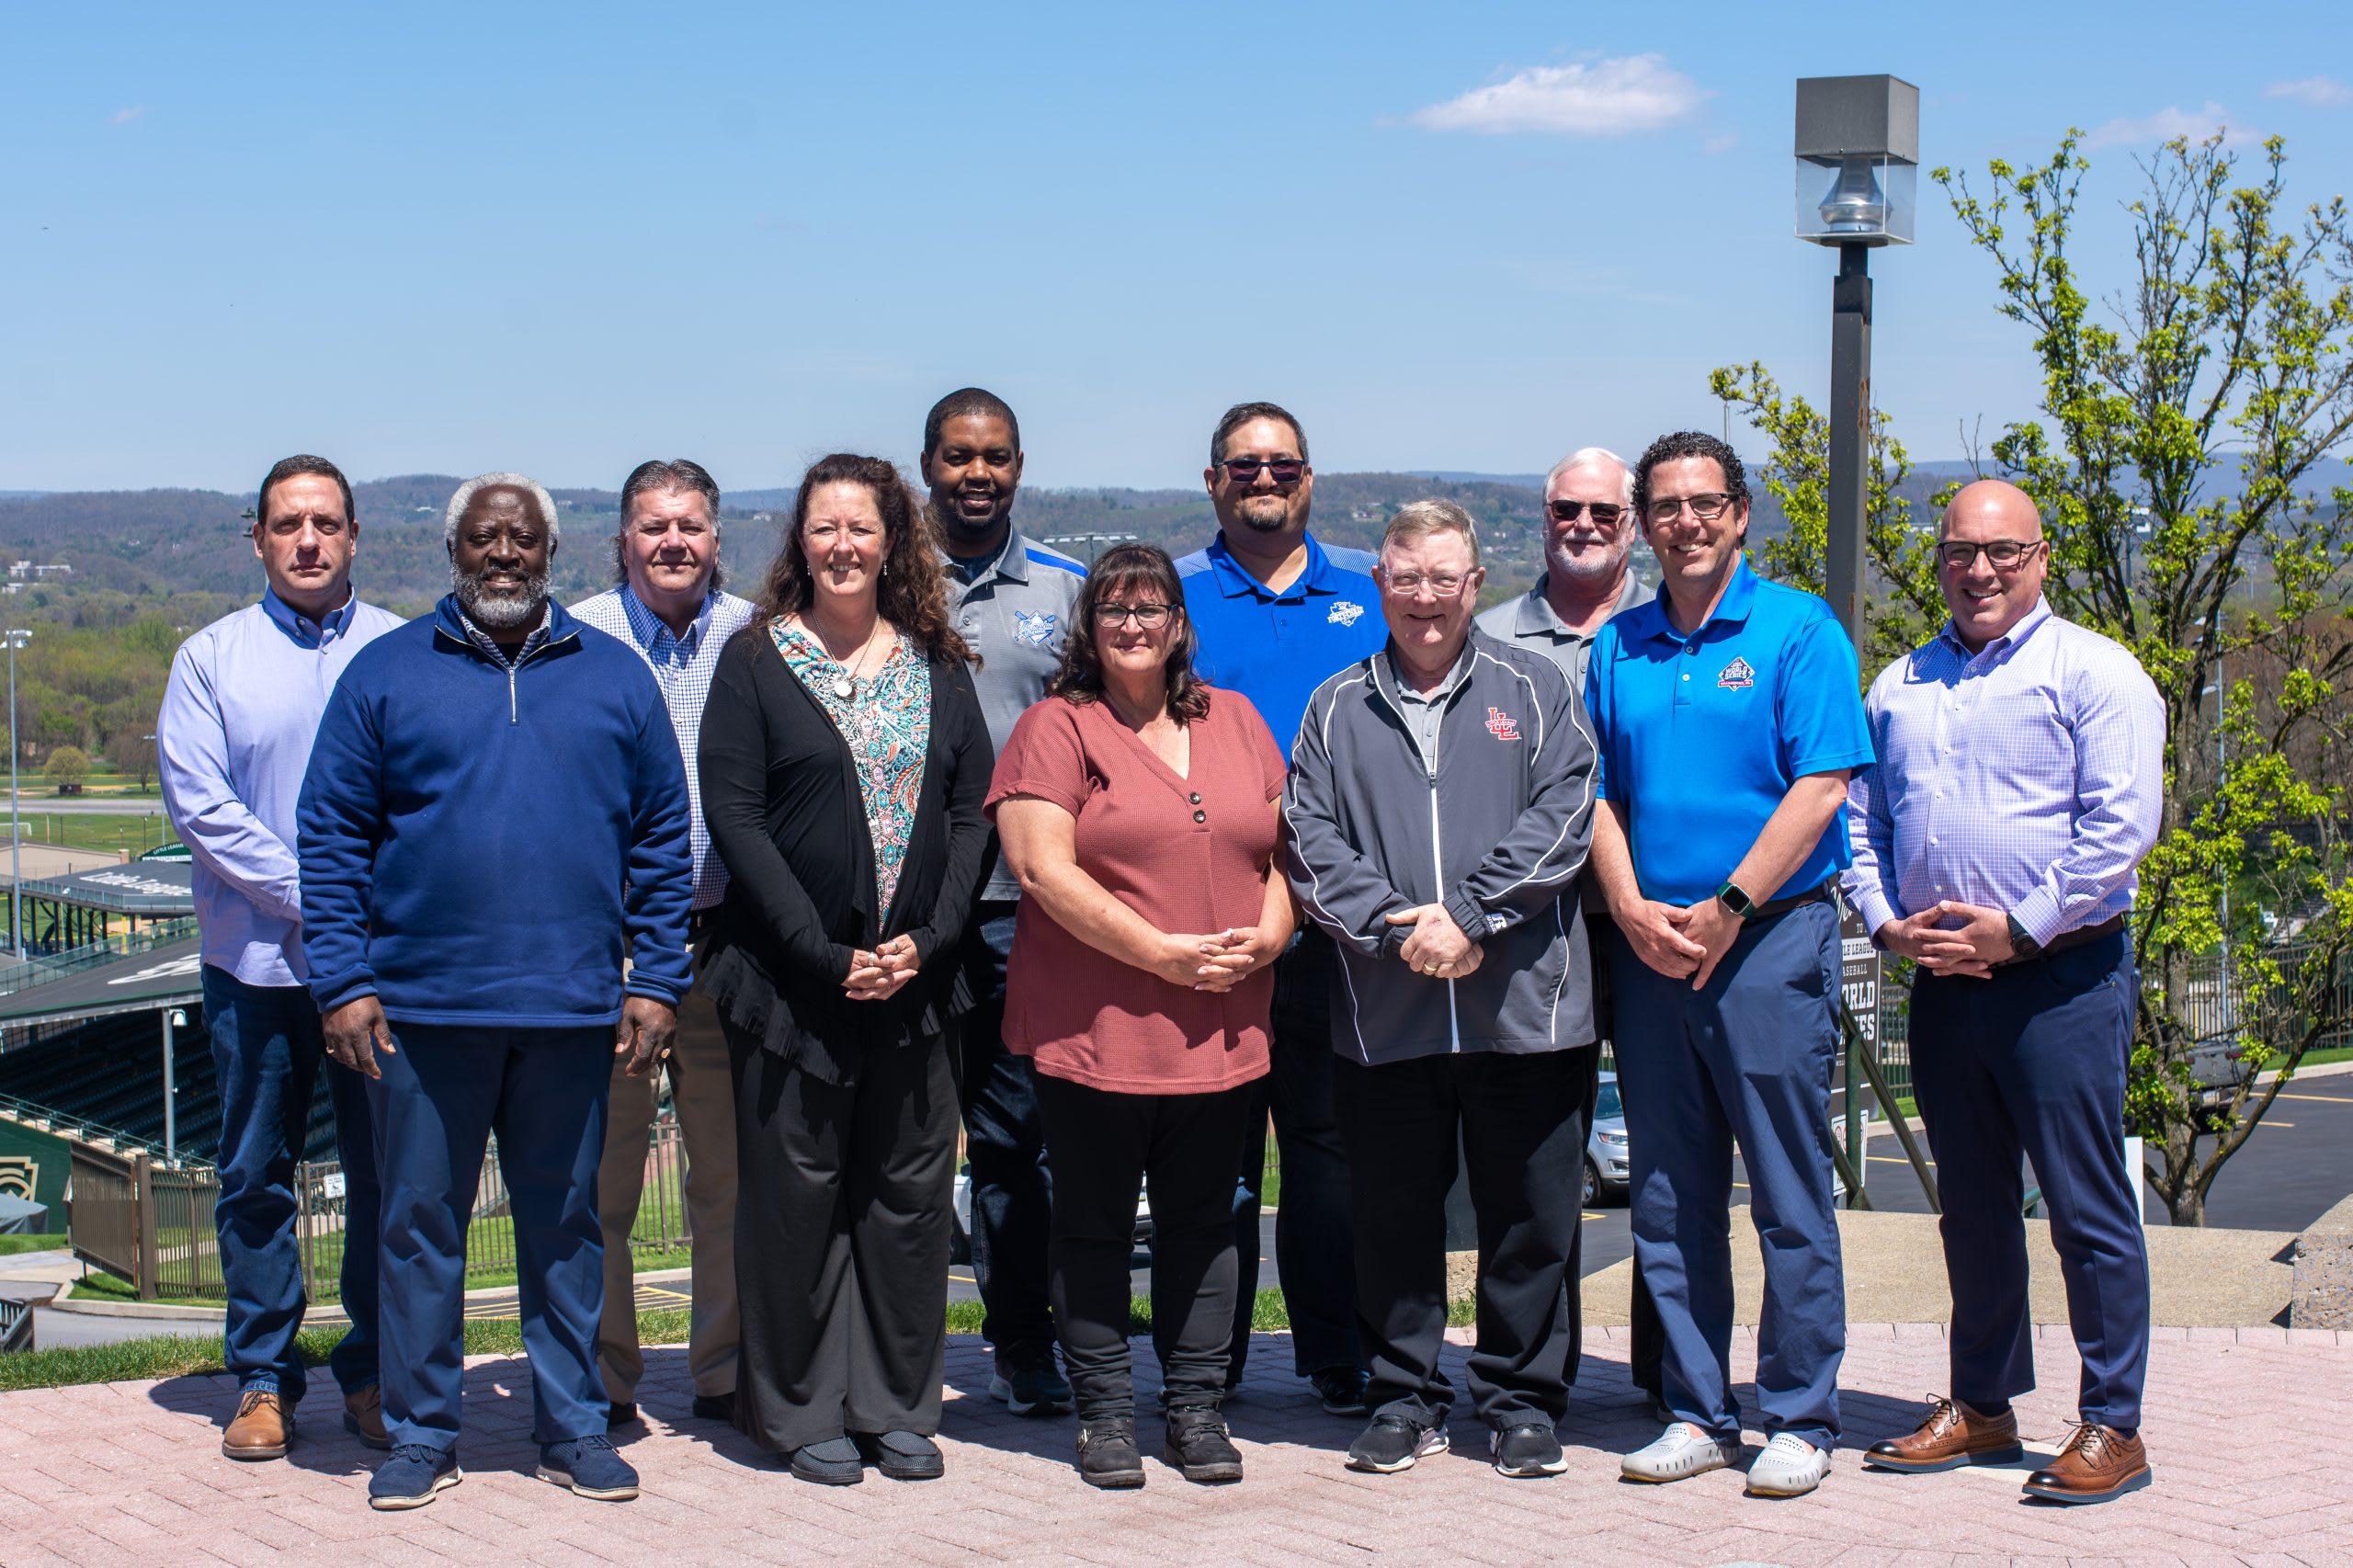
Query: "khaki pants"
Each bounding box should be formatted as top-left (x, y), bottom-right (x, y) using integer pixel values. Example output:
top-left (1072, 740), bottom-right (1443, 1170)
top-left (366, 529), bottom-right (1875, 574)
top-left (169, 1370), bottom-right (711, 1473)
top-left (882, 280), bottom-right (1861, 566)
top-left (597, 980), bottom-right (740, 1404)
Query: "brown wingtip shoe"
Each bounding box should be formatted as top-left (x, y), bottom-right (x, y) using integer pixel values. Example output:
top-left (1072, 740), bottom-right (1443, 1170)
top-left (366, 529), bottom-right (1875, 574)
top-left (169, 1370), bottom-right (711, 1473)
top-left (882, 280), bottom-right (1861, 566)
top-left (2022, 1423), bottom-right (2152, 1504)
top-left (222, 1389), bottom-right (293, 1461)
top-left (343, 1384), bottom-right (392, 1450)
top-left (1863, 1394), bottom-right (2022, 1473)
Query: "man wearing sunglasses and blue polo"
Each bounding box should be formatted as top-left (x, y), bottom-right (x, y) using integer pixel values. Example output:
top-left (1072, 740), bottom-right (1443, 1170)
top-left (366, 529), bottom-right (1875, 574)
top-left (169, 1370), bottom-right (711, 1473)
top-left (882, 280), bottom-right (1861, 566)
top-left (1176, 401), bottom-right (1383, 1415)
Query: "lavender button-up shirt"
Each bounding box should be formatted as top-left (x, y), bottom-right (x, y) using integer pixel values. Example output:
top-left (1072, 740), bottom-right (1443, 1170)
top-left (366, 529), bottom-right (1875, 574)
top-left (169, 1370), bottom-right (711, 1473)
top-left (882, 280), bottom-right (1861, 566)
top-left (159, 589), bottom-right (405, 987)
top-left (1842, 597), bottom-right (2165, 947)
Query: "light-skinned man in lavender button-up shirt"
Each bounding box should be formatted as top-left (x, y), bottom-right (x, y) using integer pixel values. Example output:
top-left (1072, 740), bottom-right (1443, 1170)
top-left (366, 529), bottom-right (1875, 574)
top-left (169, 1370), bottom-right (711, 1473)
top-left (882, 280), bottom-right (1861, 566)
top-left (1843, 479), bottom-right (2164, 1505)
top-left (158, 454), bottom-right (404, 1462)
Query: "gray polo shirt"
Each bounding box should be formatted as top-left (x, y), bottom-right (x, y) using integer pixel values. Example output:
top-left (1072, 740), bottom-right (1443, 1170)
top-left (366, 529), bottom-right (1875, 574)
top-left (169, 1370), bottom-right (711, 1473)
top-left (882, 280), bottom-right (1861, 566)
top-left (945, 528), bottom-right (1088, 901)
top-left (1388, 642), bottom-right (1474, 775)
top-left (1474, 570), bottom-right (1648, 689)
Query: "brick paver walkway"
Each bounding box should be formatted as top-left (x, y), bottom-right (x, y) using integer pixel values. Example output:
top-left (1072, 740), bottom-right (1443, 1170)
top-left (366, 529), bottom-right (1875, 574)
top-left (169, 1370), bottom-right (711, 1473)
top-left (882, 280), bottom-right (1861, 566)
top-left (3, 1325), bottom-right (2348, 1566)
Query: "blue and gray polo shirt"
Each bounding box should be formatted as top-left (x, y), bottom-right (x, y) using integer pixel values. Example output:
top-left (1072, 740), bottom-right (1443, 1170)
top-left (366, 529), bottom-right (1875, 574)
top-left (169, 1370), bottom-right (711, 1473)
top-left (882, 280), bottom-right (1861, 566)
top-left (1176, 532), bottom-right (1384, 760)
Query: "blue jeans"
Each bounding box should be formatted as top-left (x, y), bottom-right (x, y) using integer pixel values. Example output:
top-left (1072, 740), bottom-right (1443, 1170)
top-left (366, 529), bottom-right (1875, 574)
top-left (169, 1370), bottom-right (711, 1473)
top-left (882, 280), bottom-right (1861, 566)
top-left (1608, 901), bottom-right (1846, 1449)
top-left (1912, 933), bottom-right (2149, 1430)
top-left (202, 963), bottom-right (380, 1403)
top-left (369, 1022), bottom-right (610, 1452)
top-left (953, 903), bottom-right (1055, 1353)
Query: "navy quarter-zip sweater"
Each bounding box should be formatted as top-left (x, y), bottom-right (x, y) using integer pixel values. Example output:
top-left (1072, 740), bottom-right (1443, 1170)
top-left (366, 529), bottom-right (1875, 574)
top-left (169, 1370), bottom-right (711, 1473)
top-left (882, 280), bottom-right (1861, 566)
top-left (298, 595), bottom-right (696, 1027)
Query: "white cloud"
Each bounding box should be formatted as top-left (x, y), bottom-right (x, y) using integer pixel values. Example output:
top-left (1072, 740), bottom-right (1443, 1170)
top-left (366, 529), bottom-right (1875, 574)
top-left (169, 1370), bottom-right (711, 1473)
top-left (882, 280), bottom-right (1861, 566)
top-left (2264, 75), bottom-right (2351, 106)
top-left (2082, 101), bottom-right (2239, 150)
top-left (1410, 53), bottom-right (1707, 137)
top-left (1703, 131), bottom-right (1739, 155)
top-left (109, 106), bottom-right (145, 126)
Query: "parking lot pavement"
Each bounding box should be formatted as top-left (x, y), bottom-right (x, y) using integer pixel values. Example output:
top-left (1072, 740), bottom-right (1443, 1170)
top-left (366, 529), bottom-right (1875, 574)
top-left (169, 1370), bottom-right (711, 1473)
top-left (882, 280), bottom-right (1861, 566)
top-left (2, 1325), bottom-right (2347, 1565)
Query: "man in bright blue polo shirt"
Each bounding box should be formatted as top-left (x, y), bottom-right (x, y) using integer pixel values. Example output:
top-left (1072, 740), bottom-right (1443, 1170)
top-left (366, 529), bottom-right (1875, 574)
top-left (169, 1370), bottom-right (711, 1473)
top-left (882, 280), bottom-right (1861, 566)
top-left (1177, 400), bottom-right (1383, 1413)
top-left (1585, 431), bottom-right (1872, 1501)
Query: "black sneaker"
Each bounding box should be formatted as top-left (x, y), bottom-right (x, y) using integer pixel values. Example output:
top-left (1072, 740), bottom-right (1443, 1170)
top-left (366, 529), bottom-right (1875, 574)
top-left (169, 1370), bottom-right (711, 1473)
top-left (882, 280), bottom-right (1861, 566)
top-left (852, 1429), bottom-right (944, 1481)
top-left (691, 1392), bottom-right (735, 1423)
top-left (1312, 1367), bottom-right (1370, 1416)
top-left (1491, 1421), bottom-right (1567, 1478)
top-left (1076, 1417), bottom-right (1146, 1490)
top-left (789, 1437), bottom-right (865, 1486)
top-left (990, 1344), bottom-right (1073, 1416)
top-left (1346, 1415), bottom-right (1449, 1474)
top-left (368, 1444), bottom-right (462, 1511)
top-left (536, 1435), bottom-right (641, 1501)
top-left (1164, 1409), bottom-right (1244, 1484)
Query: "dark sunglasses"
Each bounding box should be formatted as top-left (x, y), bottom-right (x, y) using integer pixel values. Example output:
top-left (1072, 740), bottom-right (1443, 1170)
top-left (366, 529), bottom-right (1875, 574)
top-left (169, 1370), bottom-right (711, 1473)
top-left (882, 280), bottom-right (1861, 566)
top-left (1548, 500), bottom-right (1626, 526)
top-left (1219, 457), bottom-right (1305, 484)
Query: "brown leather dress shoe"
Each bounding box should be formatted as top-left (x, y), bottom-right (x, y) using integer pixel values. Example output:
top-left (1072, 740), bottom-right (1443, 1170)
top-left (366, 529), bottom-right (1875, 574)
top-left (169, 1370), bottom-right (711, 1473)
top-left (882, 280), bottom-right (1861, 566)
top-left (344, 1384), bottom-right (392, 1449)
top-left (222, 1389), bottom-right (293, 1461)
top-left (1863, 1394), bottom-right (2022, 1473)
top-left (2022, 1423), bottom-right (2152, 1503)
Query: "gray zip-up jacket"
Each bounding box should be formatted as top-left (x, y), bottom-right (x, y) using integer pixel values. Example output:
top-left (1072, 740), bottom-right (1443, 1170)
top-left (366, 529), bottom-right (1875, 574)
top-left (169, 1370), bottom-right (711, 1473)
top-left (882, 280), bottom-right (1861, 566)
top-left (1284, 629), bottom-right (1598, 1064)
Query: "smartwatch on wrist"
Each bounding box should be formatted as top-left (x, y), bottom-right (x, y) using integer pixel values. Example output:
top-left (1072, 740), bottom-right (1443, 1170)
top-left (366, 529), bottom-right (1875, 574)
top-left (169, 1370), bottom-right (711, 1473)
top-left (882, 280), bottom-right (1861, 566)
top-left (1716, 881), bottom-right (1759, 920)
top-left (2005, 913), bottom-right (2040, 960)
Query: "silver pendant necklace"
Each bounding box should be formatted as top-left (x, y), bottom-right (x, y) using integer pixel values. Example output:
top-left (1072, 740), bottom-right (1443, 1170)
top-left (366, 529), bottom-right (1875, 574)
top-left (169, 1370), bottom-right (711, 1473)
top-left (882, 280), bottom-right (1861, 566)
top-left (833, 626), bottom-right (884, 701)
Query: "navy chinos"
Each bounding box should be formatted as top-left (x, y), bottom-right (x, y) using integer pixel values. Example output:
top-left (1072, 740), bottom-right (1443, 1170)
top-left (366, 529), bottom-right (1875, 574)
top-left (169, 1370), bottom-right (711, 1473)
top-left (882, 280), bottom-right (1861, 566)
top-left (1909, 931), bottom-right (2150, 1431)
top-left (1608, 900), bottom-right (1845, 1449)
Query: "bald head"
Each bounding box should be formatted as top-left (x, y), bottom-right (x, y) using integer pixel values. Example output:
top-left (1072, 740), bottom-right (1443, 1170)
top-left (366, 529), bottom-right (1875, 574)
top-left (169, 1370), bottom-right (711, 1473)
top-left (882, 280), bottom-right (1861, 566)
top-left (1940, 478), bottom-right (2043, 540)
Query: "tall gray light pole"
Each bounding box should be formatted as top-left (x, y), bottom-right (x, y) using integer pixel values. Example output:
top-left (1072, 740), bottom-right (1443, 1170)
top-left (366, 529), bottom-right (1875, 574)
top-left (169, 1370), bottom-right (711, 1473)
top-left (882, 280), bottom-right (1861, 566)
top-left (5, 628), bottom-right (29, 957)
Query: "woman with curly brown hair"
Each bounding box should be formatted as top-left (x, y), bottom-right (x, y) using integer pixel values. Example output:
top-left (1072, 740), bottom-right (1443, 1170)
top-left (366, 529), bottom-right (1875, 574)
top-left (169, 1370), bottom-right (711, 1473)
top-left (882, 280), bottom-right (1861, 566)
top-left (699, 453), bottom-right (993, 1486)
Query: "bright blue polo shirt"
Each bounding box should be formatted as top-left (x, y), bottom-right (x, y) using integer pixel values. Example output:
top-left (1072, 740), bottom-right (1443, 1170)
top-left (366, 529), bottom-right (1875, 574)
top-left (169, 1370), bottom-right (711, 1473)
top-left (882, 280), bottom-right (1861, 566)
top-left (1585, 556), bottom-right (1873, 906)
top-left (1176, 532), bottom-right (1383, 759)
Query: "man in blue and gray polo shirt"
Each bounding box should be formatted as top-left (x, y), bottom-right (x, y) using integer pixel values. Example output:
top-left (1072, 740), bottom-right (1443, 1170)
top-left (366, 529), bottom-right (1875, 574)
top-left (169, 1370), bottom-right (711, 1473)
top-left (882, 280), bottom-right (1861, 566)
top-left (1177, 400), bottom-right (1383, 1413)
top-left (1585, 430), bottom-right (1872, 1501)
top-left (926, 387), bottom-right (1087, 1417)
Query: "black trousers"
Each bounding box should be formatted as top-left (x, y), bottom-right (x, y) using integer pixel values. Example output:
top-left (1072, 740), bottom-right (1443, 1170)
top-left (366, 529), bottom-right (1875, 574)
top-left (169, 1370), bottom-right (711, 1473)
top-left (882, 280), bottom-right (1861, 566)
top-left (1333, 1048), bottom-right (1589, 1427)
top-left (1037, 1072), bottom-right (1256, 1421)
top-left (952, 903), bottom-right (1056, 1355)
top-left (726, 1023), bottom-right (959, 1454)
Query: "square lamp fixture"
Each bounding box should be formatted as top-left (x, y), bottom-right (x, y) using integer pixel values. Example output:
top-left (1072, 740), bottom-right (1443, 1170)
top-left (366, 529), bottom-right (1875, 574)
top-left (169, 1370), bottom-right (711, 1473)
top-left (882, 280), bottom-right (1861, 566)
top-left (1794, 74), bottom-right (1918, 246)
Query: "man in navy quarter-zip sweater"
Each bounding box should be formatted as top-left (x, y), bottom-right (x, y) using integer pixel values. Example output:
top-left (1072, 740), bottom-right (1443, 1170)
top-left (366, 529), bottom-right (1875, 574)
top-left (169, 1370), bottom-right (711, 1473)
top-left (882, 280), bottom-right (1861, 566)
top-left (299, 473), bottom-right (693, 1513)
top-left (1284, 499), bottom-right (1597, 1483)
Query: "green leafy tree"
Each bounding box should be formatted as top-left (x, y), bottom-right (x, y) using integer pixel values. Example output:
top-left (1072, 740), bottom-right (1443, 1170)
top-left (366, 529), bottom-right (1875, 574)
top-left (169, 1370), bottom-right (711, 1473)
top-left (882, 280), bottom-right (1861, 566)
top-left (43, 745), bottom-right (89, 792)
top-left (1935, 131), bottom-right (2353, 1223)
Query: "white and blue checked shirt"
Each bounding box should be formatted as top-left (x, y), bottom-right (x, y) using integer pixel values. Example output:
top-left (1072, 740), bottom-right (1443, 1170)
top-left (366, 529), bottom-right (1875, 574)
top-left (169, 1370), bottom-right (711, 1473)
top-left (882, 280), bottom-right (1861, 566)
top-left (571, 584), bottom-right (759, 912)
top-left (1842, 597), bottom-right (2165, 947)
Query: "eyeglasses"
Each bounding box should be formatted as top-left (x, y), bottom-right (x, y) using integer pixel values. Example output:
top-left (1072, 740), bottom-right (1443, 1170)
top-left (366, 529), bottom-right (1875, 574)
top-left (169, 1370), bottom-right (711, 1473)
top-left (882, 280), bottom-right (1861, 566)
top-left (1549, 500), bottom-right (1626, 527)
top-left (1381, 571), bottom-right (1476, 597)
top-left (1093, 601), bottom-right (1173, 628)
top-left (1217, 457), bottom-right (1306, 485)
top-left (1643, 493), bottom-right (1737, 525)
top-left (1935, 539), bottom-right (2045, 571)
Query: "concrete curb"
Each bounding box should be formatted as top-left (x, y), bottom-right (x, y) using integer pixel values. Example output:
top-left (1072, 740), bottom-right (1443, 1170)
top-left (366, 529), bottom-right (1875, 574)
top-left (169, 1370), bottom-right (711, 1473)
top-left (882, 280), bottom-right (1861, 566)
top-left (42, 1263), bottom-right (697, 1324)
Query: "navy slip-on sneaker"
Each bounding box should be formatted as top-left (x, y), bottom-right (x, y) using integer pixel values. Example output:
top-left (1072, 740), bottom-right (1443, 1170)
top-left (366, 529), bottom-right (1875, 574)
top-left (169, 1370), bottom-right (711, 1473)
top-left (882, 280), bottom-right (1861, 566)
top-left (368, 1445), bottom-right (462, 1511)
top-left (537, 1435), bottom-right (641, 1501)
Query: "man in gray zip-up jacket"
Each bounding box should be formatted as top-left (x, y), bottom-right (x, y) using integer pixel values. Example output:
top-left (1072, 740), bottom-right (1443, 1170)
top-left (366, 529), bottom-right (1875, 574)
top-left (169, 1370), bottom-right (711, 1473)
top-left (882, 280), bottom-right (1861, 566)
top-left (1284, 499), bottom-right (1599, 1481)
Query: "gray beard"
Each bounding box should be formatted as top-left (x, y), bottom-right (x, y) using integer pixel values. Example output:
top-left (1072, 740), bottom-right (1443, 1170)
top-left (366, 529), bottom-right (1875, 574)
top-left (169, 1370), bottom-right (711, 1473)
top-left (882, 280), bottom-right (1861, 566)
top-left (452, 566), bottom-right (550, 630)
top-left (1547, 548), bottom-right (1627, 591)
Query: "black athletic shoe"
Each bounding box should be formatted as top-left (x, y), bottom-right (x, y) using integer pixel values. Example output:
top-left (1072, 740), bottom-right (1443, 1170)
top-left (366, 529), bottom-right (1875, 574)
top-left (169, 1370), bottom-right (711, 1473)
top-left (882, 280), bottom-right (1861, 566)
top-left (1490, 1422), bottom-right (1568, 1478)
top-left (1076, 1417), bottom-right (1146, 1489)
top-left (1312, 1367), bottom-right (1370, 1416)
top-left (690, 1392), bottom-right (735, 1424)
top-left (1346, 1414), bottom-right (1449, 1473)
top-left (1164, 1409), bottom-right (1244, 1484)
top-left (852, 1429), bottom-right (944, 1481)
top-left (990, 1344), bottom-right (1074, 1416)
top-left (605, 1402), bottom-right (638, 1431)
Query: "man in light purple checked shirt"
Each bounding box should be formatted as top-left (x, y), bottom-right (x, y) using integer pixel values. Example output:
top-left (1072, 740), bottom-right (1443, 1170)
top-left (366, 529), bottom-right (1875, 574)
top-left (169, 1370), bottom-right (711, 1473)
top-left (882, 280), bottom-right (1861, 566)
top-left (158, 454), bottom-right (405, 1461)
top-left (1842, 479), bottom-right (2164, 1505)
top-left (570, 460), bottom-right (757, 1433)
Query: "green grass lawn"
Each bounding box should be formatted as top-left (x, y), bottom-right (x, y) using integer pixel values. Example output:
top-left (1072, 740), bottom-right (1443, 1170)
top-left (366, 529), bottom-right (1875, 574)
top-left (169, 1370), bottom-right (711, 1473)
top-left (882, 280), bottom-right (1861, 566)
top-left (0, 1233), bottom-right (69, 1256)
top-left (12, 809), bottom-right (179, 857)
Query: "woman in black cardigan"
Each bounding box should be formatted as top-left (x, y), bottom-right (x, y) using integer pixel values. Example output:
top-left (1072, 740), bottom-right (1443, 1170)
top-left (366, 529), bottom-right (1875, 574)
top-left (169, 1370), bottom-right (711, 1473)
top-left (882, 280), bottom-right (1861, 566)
top-left (699, 452), bottom-right (991, 1486)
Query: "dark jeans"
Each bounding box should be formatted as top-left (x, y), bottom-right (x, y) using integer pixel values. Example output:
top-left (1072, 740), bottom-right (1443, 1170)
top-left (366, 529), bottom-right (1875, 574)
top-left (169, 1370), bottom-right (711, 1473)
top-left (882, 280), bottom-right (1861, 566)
top-left (202, 964), bottom-right (379, 1403)
top-left (1913, 934), bottom-right (2150, 1430)
top-left (1586, 913), bottom-right (1663, 1400)
top-left (1334, 1049), bottom-right (1588, 1428)
top-left (1037, 1073), bottom-right (1256, 1421)
top-left (953, 903), bottom-right (1055, 1354)
top-left (369, 1022), bottom-right (610, 1451)
top-left (1230, 929), bottom-right (1362, 1380)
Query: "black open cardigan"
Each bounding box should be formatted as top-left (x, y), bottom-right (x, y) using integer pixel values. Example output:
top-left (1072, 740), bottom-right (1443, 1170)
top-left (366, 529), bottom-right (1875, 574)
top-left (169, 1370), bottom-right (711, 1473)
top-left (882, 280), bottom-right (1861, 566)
top-left (696, 622), bottom-right (994, 1085)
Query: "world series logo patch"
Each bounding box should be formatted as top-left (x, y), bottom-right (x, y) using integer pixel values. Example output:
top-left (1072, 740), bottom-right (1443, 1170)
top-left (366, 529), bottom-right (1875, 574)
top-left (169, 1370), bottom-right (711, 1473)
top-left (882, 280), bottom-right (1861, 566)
top-left (1717, 655), bottom-right (1756, 690)
top-left (1328, 600), bottom-right (1365, 626)
top-left (1014, 610), bottom-right (1058, 646)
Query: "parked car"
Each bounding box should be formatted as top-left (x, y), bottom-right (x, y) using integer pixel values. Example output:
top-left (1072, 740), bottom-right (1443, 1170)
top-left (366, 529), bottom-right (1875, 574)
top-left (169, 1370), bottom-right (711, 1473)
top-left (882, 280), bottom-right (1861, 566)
top-left (1586, 1072), bottom-right (1629, 1206)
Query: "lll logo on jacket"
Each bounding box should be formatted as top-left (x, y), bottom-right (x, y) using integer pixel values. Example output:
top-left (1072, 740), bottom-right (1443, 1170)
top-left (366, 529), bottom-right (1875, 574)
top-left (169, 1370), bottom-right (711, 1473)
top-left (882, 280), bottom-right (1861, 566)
top-left (1717, 656), bottom-right (1756, 690)
top-left (1484, 707), bottom-right (1521, 742)
top-left (1014, 611), bottom-right (1058, 646)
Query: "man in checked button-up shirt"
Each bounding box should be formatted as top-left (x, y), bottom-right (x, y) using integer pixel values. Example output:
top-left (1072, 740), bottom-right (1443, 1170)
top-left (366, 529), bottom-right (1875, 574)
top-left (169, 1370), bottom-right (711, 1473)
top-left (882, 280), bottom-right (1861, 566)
top-left (1842, 479), bottom-right (2164, 1505)
top-left (571, 460), bottom-right (758, 1432)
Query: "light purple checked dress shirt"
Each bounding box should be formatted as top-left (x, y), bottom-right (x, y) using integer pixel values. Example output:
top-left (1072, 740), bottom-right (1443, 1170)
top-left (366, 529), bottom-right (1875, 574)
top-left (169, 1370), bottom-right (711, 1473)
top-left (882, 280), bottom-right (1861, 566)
top-left (158, 589), bottom-right (406, 988)
top-left (1842, 597), bottom-right (2165, 947)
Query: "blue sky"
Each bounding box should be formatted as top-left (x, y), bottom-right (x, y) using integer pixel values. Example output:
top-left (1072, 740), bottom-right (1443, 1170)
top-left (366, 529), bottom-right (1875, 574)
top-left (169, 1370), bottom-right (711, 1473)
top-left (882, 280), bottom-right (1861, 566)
top-left (6, 1), bottom-right (2349, 494)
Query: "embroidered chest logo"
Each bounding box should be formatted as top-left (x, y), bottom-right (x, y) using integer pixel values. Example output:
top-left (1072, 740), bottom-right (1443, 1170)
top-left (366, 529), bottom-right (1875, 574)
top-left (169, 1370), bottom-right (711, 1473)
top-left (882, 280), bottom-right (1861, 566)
top-left (1327, 600), bottom-right (1365, 626)
top-left (1717, 655), bottom-right (1756, 691)
top-left (1013, 610), bottom-right (1058, 646)
top-left (1484, 707), bottom-right (1521, 742)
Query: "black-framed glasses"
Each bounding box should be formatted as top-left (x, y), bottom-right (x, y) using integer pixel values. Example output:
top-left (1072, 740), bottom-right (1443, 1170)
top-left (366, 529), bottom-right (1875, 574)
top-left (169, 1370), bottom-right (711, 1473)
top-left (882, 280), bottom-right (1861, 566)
top-left (1643, 492), bottom-right (1737, 525)
top-left (1936, 538), bottom-right (2045, 571)
top-left (1549, 500), bottom-right (1626, 527)
top-left (1218, 457), bottom-right (1306, 485)
top-left (1093, 601), bottom-right (1173, 628)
